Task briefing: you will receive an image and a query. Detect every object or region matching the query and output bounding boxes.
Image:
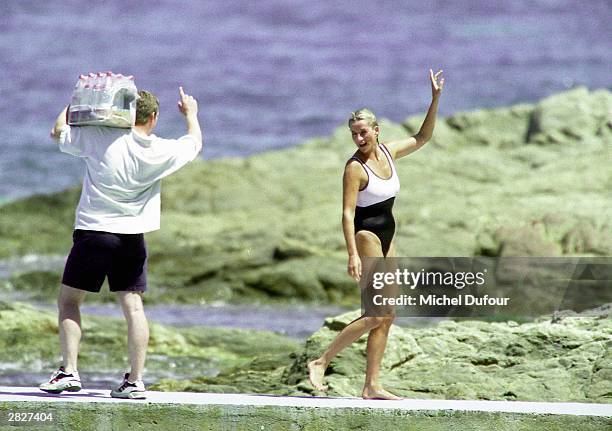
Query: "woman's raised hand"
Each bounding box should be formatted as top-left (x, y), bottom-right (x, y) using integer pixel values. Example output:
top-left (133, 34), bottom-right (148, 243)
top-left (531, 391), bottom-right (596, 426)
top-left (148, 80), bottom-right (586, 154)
top-left (429, 69), bottom-right (444, 98)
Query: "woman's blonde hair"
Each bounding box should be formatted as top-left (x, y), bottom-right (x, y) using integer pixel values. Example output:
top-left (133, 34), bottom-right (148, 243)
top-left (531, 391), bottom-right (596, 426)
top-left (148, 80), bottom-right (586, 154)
top-left (348, 108), bottom-right (378, 129)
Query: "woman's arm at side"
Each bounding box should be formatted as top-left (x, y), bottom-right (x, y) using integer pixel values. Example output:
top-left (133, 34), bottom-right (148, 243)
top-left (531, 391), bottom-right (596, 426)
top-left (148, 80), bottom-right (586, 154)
top-left (386, 69), bottom-right (444, 159)
top-left (342, 161), bottom-right (366, 281)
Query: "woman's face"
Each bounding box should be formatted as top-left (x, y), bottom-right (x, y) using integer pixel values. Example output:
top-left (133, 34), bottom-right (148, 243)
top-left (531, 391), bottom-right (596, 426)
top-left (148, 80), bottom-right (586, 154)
top-left (350, 120), bottom-right (379, 153)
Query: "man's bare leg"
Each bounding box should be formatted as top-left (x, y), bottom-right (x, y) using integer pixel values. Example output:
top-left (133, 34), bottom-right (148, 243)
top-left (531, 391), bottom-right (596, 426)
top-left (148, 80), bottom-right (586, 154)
top-left (118, 291), bottom-right (149, 382)
top-left (58, 284), bottom-right (87, 374)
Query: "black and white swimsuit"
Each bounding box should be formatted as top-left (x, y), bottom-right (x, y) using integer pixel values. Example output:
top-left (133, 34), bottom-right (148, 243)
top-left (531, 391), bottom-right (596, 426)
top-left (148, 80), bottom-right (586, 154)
top-left (350, 144), bottom-right (400, 257)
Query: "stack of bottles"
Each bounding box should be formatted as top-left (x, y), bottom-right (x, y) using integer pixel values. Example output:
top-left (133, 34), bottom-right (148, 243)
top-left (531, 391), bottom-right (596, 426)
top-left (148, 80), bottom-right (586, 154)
top-left (68, 72), bottom-right (139, 128)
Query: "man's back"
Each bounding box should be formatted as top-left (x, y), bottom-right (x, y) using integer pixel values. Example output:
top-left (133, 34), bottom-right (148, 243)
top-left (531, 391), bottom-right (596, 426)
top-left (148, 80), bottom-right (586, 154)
top-left (58, 125), bottom-right (201, 233)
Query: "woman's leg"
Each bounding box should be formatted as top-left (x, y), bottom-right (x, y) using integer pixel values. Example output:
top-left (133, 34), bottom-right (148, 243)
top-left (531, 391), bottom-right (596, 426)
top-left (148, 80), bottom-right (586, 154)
top-left (308, 231), bottom-right (385, 391)
top-left (362, 240), bottom-right (401, 399)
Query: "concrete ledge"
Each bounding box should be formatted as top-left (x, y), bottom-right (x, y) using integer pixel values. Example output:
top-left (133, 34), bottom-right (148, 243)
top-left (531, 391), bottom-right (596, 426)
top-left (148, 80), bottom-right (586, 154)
top-left (1, 387), bottom-right (610, 430)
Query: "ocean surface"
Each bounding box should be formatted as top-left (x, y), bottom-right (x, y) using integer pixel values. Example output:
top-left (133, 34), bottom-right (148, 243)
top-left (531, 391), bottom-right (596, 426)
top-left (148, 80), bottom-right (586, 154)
top-left (1, 0), bottom-right (610, 199)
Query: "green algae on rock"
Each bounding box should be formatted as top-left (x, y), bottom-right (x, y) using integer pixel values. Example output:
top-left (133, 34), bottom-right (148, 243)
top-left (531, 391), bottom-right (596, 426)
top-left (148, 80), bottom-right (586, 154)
top-left (282, 309), bottom-right (612, 403)
top-left (0, 301), bottom-right (298, 385)
top-left (1, 400), bottom-right (609, 431)
top-left (2, 299), bottom-right (610, 404)
top-left (0, 88), bottom-right (610, 304)
top-left (149, 307), bottom-right (611, 404)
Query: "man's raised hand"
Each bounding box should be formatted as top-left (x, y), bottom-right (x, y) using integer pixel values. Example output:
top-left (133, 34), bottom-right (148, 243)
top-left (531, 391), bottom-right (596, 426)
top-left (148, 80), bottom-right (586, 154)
top-left (177, 86), bottom-right (198, 116)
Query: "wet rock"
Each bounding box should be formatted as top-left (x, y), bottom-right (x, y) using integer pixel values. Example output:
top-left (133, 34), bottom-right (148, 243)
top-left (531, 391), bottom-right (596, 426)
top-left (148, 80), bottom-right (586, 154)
top-left (282, 311), bottom-right (612, 402)
top-left (475, 215), bottom-right (612, 257)
top-left (0, 301), bottom-right (298, 386)
top-left (526, 87), bottom-right (612, 145)
top-left (154, 308), bottom-right (611, 403)
top-left (0, 89), bottom-right (610, 304)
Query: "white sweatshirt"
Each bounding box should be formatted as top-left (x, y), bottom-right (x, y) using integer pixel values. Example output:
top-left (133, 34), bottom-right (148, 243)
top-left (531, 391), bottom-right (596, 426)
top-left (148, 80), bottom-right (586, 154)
top-left (57, 125), bottom-right (201, 234)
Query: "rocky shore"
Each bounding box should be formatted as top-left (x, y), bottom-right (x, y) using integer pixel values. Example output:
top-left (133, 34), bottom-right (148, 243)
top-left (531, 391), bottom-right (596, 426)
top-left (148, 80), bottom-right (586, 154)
top-left (1, 87), bottom-right (610, 305)
top-left (0, 301), bottom-right (298, 387)
top-left (0, 87), bottom-right (610, 406)
top-left (1, 301), bottom-right (609, 403)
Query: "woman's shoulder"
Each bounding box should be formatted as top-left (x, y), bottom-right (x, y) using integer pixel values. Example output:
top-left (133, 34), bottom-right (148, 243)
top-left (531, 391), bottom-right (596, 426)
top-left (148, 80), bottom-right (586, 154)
top-left (346, 152), bottom-right (363, 165)
top-left (345, 155), bottom-right (365, 172)
top-left (344, 156), bottom-right (367, 179)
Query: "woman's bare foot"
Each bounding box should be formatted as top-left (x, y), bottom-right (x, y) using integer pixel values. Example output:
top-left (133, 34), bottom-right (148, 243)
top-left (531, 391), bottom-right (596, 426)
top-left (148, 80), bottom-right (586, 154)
top-left (307, 359), bottom-right (328, 391)
top-left (362, 387), bottom-right (402, 400)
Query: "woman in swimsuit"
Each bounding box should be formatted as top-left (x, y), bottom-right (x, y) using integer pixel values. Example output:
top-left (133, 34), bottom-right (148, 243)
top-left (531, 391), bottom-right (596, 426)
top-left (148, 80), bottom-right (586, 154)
top-left (308, 69), bottom-right (444, 400)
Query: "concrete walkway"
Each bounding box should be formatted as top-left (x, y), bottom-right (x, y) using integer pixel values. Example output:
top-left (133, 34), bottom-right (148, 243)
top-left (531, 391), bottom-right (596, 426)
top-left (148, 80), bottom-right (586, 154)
top-left (1, 386), bottom-right (610, 416)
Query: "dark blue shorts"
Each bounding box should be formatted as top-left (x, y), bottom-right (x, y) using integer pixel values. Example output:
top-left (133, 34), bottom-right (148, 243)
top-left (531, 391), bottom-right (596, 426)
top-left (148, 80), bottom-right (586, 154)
top-left (62, 229), bottom-right (147, 293)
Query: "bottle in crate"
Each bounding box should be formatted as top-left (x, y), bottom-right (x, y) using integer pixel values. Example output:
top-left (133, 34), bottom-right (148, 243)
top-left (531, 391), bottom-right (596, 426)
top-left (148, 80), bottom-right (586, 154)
top-left (68, 75), bottom-right (87, 124)
top-left (68, 72), bottom-right (139, 128)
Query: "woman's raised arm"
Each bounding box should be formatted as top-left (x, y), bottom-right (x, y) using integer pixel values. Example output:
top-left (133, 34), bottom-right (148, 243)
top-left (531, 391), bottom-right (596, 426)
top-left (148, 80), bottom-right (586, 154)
top-left (386, 69), bottom-right (444, 159)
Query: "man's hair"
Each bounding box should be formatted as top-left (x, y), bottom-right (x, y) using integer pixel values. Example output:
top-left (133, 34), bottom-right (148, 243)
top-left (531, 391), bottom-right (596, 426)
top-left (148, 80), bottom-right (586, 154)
top-left (135, 90), bottom-right (159, 125)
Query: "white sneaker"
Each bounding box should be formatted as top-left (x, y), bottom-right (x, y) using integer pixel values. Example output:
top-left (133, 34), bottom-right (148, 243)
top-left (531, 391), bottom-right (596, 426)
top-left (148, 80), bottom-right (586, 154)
top-left (110, 373), bottom-right (146, 399)
top-left (39, 366), bottom-right (82, 394)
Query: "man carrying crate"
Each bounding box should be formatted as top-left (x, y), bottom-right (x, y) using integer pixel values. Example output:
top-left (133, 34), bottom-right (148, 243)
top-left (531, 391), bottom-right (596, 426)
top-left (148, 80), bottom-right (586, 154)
top-left (40, 85), bottom-right (202, 399)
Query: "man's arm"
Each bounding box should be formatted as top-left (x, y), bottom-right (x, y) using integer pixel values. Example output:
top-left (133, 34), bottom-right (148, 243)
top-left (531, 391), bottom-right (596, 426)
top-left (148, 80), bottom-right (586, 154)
top-left (177, 87), bottom-right (202, 152)
top-left (50, 106), bottom-right (69, 140)
top-left (144, 86), bottom-right (203, 181)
